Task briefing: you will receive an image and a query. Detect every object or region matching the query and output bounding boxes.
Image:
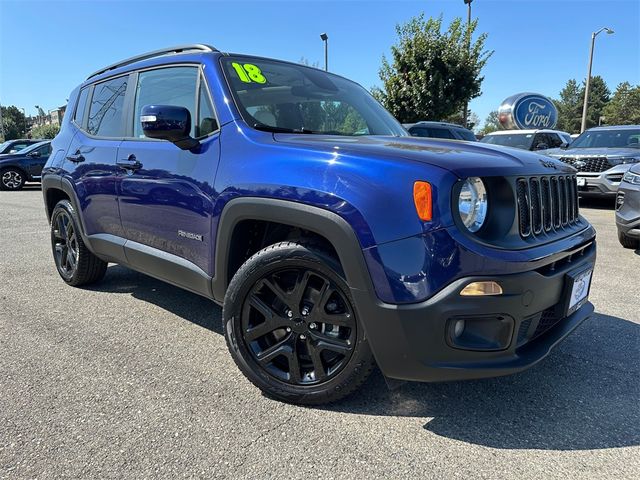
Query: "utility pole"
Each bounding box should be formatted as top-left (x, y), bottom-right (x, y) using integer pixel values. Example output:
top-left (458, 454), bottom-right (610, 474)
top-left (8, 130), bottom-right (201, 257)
top-left (0, 99), bottom-right (5, 140)
top-left (580, 27), bottom-right (614, 133)
top-left (462, 0), bottom-right (473, 128)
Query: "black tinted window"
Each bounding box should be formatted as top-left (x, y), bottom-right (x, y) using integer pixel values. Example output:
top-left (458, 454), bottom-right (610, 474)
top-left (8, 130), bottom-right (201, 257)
top-left (134, 67), bottom-right (198, 138)
top-left (87, 76), bottom-right (128, 137)
top-left (74, 87), bottom-right (89, 126)
top-left (197, 78), bottom-right (217, 137)
top-left (35, 144), bottom-right (51, 157)
top-left (428, 127), bottom-right (455, 139)
top-left (409, 127), bottom-right (429, 137)
top-left (454, 128), bottom-right (477, 141)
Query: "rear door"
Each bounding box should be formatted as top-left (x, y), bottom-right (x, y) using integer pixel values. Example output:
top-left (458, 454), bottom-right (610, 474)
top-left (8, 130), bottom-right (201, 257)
top-left (64, 75), bottom-right (131, 243)
top-left (117, 65), bottom-right (220, 281)
top-left (25, 142), bottom-right (52, 177)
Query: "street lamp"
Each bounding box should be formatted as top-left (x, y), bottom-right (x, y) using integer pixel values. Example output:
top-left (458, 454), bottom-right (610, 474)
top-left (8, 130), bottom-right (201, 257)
top-left (35, 105), bottom-right (41, 126)
top-left (320, 32), bottom-right (328, 71)
top-left (580, 27), bottom-right (614, 133)
top-left (462, 0), bottom-right (473, 128)
top-left (20, 108), bottom-right (27, 136)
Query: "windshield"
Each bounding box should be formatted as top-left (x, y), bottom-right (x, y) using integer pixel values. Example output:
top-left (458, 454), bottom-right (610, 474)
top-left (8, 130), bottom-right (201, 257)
top-left (480, 133), bottom-right (534, 149)
top-left (221, 57), bottom-right (407, 136)
top-left (570, 128), bottom-right (640, 149)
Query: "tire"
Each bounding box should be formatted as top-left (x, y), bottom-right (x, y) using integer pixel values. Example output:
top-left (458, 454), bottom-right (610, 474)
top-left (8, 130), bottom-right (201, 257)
top-left (223, 241), bottom-right (374, 405)
top-left (0, 167), bottom-right (26, 191)
top-left (50, 200), bottom-right (108, 286)
top-left (618, 230), bottom-right (640, 249)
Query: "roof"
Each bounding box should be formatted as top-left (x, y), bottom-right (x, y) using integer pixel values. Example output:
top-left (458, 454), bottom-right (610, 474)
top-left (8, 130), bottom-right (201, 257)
top-left (587, 125), bottom-right (640, 131)
top-left (485, 129), bottom-right (570, 135)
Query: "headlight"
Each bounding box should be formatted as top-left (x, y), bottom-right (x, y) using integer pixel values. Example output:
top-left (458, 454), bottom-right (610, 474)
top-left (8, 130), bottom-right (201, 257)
top-left (622, 170), bottom-right (640, 185)
top-left (458, 177), bottom-right (488, 232)
top-left (621, 157), bottom-right (640, 164)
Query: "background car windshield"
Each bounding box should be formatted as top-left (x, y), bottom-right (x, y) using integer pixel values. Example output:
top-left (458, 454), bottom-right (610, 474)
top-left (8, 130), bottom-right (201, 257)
top-left (222, 57), bottom-right (406, 136)
top-left (480, 133), bottom-right (534, 149)
top-left (570, 128), bottom-right (640, 148)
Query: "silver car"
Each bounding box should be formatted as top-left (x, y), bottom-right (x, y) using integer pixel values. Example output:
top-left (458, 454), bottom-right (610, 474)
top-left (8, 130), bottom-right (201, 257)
top-left (616, 163), bottom-right (640, 249)
top-left (544, 125), bottom-right (640, 199)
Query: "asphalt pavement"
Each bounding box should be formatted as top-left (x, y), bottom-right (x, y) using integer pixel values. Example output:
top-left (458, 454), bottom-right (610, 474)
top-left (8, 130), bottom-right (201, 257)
top-left (1, 186), bottom-right (638, 479)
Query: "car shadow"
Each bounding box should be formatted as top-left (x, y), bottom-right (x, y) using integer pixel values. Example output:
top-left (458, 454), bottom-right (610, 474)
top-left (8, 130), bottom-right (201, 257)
top-left (90, 265), bottom-right (639, 451)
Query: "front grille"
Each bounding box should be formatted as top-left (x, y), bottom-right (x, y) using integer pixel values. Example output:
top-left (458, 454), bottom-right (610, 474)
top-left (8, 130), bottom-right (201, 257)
top-left (517, 306), bottom-right (564, 346)
top-left (517, 175), bottom-right (580, 238)
top-left (531, 308), bottom-right (562, 339)
top-left (559, 156), bottom-right (612, 172)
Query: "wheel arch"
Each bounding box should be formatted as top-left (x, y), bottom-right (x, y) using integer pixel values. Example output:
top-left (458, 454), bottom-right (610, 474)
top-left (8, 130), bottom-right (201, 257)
top-left (212, 197), bottom-right (374, 303)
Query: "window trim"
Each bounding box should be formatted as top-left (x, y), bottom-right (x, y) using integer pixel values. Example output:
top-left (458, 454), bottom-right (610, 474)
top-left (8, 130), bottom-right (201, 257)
top-left (123, 63), bottom-right (220, 143)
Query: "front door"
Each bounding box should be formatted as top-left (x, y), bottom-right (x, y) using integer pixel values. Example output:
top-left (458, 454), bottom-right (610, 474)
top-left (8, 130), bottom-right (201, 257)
top-left (117, 65), bottom-right (220, 279)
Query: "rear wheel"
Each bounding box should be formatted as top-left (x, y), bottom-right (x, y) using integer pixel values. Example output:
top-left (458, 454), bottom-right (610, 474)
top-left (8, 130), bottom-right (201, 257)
top-left (0, 168), bottom-right (26, 191)
top-left (50, 200), bottom-right (108, 286)
top-left (618, 230), bottom-right (640, 249)
top-left (223, 241), bottom-right (374, 405)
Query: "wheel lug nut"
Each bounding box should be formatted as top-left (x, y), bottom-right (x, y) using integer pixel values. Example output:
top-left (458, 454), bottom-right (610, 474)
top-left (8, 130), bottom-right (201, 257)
top-left (309, 322), bottom-right (317, 329)
top-left (286, 327), bottom-right (292, 333)
top-left (286, 310), bottom-right (293, 318)
top-left (299, 334), bottom-right (306, 340)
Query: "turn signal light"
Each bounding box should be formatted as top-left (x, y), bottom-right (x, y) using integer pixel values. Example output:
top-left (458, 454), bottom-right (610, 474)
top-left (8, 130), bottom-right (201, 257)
top-left (413, 181), bottom-right (432, 221)
top-left (460, 281), bottom-right (503, 296)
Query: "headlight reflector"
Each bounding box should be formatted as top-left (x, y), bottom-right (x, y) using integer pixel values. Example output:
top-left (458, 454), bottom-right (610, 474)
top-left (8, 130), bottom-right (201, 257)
top-left (458, 177), bottom-right (488, 232)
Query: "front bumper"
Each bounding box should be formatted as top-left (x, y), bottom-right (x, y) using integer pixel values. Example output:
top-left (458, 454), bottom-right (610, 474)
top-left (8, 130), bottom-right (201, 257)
top-left (352, 241), bottom-right (596, 382)
top-left (576, 171), bottom-right (621, 197)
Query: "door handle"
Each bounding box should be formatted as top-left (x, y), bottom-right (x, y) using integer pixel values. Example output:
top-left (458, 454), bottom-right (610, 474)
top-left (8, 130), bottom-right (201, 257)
top-left (66, 150), bottom-right (85, 163)
top-left (116, 154), bottom-right (142, 171)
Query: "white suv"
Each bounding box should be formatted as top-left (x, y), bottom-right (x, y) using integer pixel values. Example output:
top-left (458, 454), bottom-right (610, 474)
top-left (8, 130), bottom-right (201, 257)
top-left (480, 129), bottom-right (572, 151)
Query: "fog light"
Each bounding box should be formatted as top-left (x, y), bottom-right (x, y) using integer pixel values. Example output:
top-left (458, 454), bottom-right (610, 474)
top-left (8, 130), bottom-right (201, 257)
top-left (453, 319), bottom-right (466, 338)
top-left (460, 281), bottom-right (503, 296)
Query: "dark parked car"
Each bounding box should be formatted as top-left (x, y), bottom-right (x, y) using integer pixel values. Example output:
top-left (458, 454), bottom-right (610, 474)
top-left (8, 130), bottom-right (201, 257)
top-left (0, 140), bottom-right (52, 190)
top-left (405, 121), bottom-right (477, 141)
top-left (0, 138), bottom-right (43, 155)
top-left (42, 45), bottom-right (596, 405)
top-left (616, 163), bottom-right (640, 249)
top-left (544, 125), bottom-right (640, 199)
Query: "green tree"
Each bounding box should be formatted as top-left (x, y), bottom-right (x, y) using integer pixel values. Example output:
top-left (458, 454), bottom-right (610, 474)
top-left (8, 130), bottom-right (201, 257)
top-left (372, 14), bottom-right (492, 123)
top-left (584, 75), bottom-right (610, 129)
top-left (602, 82), bottom-right (640, 125)
top-left (0, 105), bottom-right (27, 140)
top-left (555, 79), bottom-right (582, 133)
top-left (31, 123), bottom-right (60, 139)
top-left (480, 110), bottom-right (501, 135)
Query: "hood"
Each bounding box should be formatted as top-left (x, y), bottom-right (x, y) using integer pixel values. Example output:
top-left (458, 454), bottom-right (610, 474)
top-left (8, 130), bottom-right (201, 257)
top-left (544, 146), bottom-right (640, 160)
top-left (272, 135), bottom-right (575, 177)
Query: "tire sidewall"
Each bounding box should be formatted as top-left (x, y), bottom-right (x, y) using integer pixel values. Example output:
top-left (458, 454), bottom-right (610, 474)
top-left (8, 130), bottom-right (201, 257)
top-left (51, 200), bottom-right (80, 283)
top-left (223, 243), bottom-right (372, 404)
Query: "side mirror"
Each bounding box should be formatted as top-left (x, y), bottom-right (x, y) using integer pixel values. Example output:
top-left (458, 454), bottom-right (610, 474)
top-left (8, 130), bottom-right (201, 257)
top-left (140, 105), bottom-right (199, 150)
top-left (27, 151), bottom-right (41, 158)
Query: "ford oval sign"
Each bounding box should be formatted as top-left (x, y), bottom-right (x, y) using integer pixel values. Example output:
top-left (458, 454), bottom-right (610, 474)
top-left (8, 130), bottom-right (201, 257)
top-left (498, 93), bottom-right (558, 130)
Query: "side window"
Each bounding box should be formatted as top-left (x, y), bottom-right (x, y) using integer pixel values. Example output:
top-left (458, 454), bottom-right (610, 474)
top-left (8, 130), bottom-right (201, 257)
top-left (409, 127), bottom-right (429, 137)
top-left (428, 127), bottom-right (456, 139)
top-left (87, 76), bottom-right (128, 137)
top-left (35, 144), bottom-right (51, 157)
top-left (134, 66), bottom-right (198, 138)
top-left (197, 78), bottom-right (218, 137)
top-left (12, 143), bottom-right (30, 151)
top-left (74, 87), bottom-right (89, 126)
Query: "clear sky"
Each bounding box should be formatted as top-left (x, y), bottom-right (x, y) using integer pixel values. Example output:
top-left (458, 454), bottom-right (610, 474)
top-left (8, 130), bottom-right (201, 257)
top-left (1, 0), bottom-right (639, 127)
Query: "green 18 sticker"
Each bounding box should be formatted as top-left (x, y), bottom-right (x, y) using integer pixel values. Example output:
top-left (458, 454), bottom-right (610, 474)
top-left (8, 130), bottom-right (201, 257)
top-left (231, 62), bottom-right (267, 84)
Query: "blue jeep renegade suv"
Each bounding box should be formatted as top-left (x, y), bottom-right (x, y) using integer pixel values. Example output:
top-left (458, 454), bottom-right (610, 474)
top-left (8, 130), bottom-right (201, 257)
top-left (42, 45), bottom-right (597, 404)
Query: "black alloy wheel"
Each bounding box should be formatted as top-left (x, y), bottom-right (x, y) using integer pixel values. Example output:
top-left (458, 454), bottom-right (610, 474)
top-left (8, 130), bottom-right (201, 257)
top-left (241, 267), bottom-right (357, 385)
top-left (223, 242), bottom-right (374, 405)
top-left (52, 208), bottom-right (79, 280)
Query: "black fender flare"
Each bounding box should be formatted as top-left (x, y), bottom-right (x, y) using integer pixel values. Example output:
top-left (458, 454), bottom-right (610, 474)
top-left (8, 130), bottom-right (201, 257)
top-left (211, 197), bottom-right (375, 302)
top-left (41, 173), bottom-right (89, 240)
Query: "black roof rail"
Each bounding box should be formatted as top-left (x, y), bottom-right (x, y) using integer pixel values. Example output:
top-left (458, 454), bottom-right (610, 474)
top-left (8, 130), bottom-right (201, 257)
top-left (86, 44), bottom-right (218, 80)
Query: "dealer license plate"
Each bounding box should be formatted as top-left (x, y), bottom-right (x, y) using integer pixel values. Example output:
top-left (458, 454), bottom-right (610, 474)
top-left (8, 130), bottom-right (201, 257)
top-left (566, 268), bottom-right (592, 316)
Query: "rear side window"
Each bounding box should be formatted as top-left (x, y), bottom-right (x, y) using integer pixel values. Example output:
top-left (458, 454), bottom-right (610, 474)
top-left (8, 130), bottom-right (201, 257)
top-left (74, 87), bottom-right (89, 126)
top-left (428, 127), bottom-right (455, 139)
top-left (133, 66), bottom-right (198, 138)
top-left (454, 128), bottom-right (477, 141)
top-left (409, 127), bottom-right (429, 137)
top-left (87, 76), bottom-right (128, 137)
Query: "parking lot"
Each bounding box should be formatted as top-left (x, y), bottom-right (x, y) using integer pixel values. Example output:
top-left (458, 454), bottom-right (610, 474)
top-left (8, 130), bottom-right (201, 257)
top-left (0, 187), bottom-right (638, 479)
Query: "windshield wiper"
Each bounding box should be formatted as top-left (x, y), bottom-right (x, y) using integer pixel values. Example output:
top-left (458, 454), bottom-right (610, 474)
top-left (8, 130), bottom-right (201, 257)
top-left (253, 123), bottom-right (316, 134)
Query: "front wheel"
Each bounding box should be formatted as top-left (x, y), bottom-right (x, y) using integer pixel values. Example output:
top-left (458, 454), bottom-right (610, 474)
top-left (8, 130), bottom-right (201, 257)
top-left (0, 168), bottom-right (26, 191)
top-left (223, 242), bottom-right (374, 405)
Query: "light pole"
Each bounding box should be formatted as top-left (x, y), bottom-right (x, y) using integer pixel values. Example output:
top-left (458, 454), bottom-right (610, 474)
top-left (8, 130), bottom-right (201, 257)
top-left (580, 27), bottom-right (614, 133)
top-left (320, 33), bottom-right (328, 71)
top-left (0, 99), bottom-right (5, 140)
top-left (20, 108), bottom-right (27, 136)
top-left (35, 105), bottom-right (41, 126)
top-left (462, 0), bottom-right (473, 128)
